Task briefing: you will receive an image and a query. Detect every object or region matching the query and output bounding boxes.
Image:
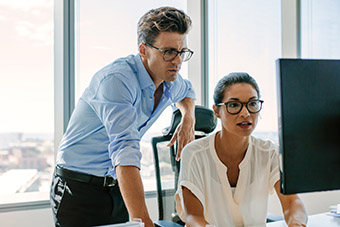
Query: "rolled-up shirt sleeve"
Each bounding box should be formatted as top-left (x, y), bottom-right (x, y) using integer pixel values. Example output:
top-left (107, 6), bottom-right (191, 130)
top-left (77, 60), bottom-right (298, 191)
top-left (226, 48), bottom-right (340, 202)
top-left (182, 78), bottom-right (196, 100)
top-left (90, 74), bottom-right (142, 170)
top-left (170, 75), bottom-right (196, 103)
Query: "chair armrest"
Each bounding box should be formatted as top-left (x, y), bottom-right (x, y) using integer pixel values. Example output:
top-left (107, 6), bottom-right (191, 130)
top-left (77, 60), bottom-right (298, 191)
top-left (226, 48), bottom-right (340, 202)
top-left (266, 213), bottom-right (284, 222)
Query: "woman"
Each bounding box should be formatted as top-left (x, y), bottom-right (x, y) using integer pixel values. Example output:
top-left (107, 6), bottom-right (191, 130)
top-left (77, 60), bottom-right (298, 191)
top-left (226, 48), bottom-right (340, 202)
top-left (175, 72), bottom-right (307, 227)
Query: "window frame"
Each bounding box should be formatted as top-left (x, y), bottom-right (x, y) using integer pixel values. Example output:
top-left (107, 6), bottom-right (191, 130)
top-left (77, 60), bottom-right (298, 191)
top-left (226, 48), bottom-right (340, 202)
top-left (0, 0), bottom-right (302, 212)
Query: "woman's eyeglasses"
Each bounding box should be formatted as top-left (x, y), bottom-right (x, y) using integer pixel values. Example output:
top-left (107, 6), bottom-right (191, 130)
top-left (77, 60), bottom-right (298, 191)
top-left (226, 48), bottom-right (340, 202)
top-left (217, 100), bottom-right (264, 115)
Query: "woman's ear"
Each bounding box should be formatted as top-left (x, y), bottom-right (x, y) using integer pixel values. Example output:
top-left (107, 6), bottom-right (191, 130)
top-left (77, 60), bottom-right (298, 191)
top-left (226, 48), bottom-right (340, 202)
top-left (212, 104), bottom-right (221, 119)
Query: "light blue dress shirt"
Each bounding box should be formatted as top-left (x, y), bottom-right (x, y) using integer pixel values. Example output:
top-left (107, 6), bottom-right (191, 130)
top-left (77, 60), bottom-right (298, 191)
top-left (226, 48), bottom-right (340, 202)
top-left (56, 54), bottom-right (196, 178)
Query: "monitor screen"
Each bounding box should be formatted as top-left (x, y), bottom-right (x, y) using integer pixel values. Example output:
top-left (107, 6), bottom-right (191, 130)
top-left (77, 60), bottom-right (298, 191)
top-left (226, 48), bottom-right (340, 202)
top-left (276, 58), bottom-right (340, 194)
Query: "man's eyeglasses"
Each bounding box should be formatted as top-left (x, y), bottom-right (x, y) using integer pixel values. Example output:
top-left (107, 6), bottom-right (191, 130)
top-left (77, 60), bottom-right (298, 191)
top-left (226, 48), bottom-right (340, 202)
top-left (145, 43), bottom-right (194, 62)
top-left (217, 100), bottom-right (264, 115)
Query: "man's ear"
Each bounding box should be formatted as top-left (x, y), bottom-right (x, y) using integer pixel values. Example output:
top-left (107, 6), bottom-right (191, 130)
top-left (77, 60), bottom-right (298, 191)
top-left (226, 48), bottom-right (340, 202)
top-left (139, 43), bottom-right (146, 57)
top-left (212, 104), bottom-right (221, 119)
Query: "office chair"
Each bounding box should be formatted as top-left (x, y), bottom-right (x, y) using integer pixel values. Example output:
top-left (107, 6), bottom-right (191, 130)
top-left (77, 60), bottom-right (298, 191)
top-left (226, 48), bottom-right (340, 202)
top-left (152, 105), bottom-right (217, 224)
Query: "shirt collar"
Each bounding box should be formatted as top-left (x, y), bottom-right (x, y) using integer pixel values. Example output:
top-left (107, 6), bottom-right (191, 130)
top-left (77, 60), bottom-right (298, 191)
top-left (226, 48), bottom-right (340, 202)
top-left (134, 53), bottom-right (174, 92)
top-left (163, 81), bottom-right (173, 92)
top-left (135, 54), bottom-right (155, 90)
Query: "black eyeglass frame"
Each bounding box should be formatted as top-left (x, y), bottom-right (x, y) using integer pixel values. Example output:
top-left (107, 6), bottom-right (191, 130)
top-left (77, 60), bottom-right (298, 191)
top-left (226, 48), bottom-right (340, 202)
top-left (217, 99), bottom-right (264, 115)
top-left (145, 42), bottom-right (194, 62)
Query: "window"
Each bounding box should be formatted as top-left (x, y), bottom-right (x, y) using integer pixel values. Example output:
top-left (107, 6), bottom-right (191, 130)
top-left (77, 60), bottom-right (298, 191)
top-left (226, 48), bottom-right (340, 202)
top-left (0, 0), bottom-right (54, 204)
top-left (74, 0), bottom-right (188, 191)
top-left (208, 0), bottom-right (281, 142)
top-left (301, 0), bottom-right (340, 59)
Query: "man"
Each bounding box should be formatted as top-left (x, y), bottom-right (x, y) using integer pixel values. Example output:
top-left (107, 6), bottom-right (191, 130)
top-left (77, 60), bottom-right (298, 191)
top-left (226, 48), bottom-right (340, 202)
top-left (50, 6), bottom-right (196, 227)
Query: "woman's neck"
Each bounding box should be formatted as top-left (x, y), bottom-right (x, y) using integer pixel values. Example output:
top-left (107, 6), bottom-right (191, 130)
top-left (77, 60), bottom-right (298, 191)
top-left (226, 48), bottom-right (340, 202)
top-left (215, 130), bottom-right (249, 162)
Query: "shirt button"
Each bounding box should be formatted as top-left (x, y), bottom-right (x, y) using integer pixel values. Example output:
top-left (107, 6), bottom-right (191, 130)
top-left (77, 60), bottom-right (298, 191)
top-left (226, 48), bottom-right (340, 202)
top-left (149, 97), bottom-right (152, 100)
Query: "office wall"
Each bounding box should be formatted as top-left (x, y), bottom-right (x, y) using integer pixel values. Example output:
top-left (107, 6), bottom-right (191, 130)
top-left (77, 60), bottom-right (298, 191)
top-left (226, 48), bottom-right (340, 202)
top-left (0, 195), bottom-right (168, 227)
top-left (0, 208), bottom-right (54, 227)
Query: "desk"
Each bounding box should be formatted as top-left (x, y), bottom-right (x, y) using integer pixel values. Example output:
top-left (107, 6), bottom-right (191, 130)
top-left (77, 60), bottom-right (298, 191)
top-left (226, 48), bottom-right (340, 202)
top-left (96, 222), bottom-right (143, 227)
top-left (267, 213), bottom-right (340, 227)
top-left (96, 213), bottom-right (340, 227)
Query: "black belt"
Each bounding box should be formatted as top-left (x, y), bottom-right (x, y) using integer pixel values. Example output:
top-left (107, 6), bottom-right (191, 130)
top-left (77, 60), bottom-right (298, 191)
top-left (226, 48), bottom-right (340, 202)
top-left (55, 166), bottom-right (117, 187)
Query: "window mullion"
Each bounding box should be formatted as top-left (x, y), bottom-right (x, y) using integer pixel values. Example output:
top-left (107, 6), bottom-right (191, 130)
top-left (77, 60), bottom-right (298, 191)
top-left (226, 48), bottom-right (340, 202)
top-left (54, 0), bottom-right (76, 156)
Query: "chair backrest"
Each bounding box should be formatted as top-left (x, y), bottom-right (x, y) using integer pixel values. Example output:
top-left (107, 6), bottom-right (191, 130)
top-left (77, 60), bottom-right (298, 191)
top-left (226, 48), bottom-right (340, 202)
top-left (162, 105), bottom-right (217, 137)
top-left (152, 105), bottom-right (217, 222)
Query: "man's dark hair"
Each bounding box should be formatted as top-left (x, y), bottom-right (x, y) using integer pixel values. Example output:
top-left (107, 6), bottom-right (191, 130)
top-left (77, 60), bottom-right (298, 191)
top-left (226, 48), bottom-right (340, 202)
top-left (137, 6), bottom-right (192, 45)
top-left (213, 72), bottom-right (261, 106)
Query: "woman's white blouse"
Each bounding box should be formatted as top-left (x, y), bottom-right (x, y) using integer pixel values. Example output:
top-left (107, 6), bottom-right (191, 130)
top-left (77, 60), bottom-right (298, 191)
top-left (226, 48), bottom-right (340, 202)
top-left (175, 132), bottom-right (280, 227)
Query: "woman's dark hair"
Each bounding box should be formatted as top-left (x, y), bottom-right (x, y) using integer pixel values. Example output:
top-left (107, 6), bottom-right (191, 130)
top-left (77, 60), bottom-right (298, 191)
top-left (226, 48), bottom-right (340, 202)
top-left (213, 72), bottom-right (260, 106)
top-left (137, 6), bottom-right (192, 45)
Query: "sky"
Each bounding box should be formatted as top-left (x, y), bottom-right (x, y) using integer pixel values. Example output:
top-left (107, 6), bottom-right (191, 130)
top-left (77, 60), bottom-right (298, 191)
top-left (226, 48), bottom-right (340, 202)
top-left (0, 0), bottom-right (53, 134)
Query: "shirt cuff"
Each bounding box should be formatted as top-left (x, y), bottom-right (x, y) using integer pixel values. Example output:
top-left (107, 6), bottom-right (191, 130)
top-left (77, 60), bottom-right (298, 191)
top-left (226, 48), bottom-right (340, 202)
top-left (186, 88), bottom-right (196, 101)
top-left (111, 148), bottom-right (142, 177)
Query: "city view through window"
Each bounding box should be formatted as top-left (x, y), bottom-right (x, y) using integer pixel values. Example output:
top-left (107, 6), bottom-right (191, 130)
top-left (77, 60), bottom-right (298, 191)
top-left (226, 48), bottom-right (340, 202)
top-left (0, 133), bottom-right (54, 195)
top-left (0, 0), bottom-right (54, 202)
top-left (0, 0), bottom-right (184, 202)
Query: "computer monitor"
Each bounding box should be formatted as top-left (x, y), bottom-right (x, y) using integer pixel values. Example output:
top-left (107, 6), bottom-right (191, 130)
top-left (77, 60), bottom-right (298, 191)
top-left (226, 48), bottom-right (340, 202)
top-left (276, 58), bottom-right (340, 194)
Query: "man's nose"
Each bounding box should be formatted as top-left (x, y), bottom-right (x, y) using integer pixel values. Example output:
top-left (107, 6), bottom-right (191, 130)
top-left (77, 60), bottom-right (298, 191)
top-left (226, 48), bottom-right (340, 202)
top-left (171, 54), bottom-right (182, 65)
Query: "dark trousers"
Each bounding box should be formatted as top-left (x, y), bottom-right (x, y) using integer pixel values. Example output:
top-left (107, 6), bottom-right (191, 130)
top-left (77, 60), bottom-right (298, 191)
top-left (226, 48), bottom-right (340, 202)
top-left (50, 171), bottom-right (129, 227)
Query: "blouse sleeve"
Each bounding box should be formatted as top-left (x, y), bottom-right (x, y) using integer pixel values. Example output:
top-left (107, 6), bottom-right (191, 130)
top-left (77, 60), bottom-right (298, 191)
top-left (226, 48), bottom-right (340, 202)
top-left (175, 144), bottom-right (206, 221)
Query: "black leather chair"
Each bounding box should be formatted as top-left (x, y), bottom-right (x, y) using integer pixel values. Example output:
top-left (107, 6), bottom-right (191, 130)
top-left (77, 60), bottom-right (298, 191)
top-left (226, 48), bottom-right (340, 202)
top-left (152, 105), bottom-right (217, 224)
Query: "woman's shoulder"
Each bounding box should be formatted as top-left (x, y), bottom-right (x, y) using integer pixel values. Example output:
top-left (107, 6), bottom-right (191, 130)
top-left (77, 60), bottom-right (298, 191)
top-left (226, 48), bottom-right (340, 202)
top-left (181, 133), bottom-right (214, 161)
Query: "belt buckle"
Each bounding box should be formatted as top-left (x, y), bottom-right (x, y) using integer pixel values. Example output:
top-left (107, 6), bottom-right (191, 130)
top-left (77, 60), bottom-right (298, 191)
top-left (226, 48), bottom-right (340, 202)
top-left (103, 176), bottom-right (116, 187)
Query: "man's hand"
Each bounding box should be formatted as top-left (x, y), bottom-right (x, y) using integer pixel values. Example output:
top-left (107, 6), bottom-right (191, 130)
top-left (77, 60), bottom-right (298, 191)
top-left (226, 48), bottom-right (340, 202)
top-left (168, 114), bottom-right (195, 160)
top-left (167, 98), bottom-right (195, 161)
